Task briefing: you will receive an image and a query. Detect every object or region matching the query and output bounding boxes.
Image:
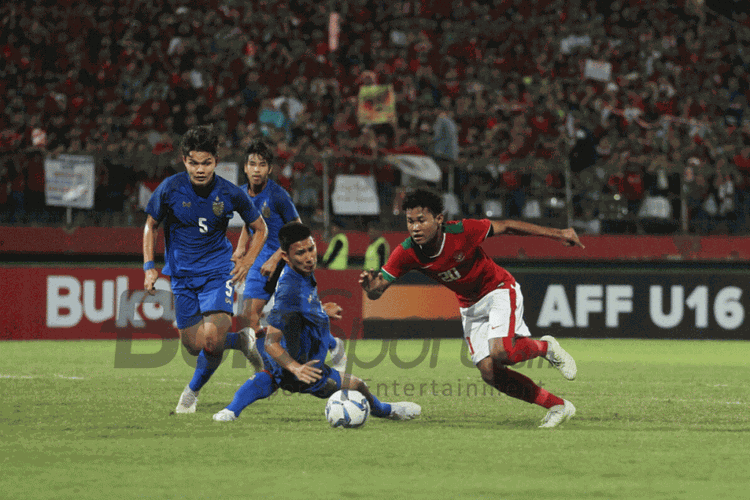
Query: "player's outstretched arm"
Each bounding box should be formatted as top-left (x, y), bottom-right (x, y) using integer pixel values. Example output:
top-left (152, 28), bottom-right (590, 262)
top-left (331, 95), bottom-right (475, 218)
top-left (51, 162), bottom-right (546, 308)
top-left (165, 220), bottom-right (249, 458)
top-left (359, 270), bottom-right (391, 300)
top-left (264, 326), bottom-right (322, 384)
top-left (490, 220), bottom-right (585, 249)
top-left (143, 215), bottom-right (160, 295)
top-left (232, 216), bottom-right (268, 284)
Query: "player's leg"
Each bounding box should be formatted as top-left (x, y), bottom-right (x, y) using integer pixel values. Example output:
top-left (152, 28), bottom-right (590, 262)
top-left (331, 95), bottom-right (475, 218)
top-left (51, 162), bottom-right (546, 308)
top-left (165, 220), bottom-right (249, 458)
top-left (213, 370), bottom-right (277, 421)
top-left (475, 357), bottom-right (575, 428)
top-left (202, 274), bottom-right (264, 370)
top-left (481, 284), bottom-right (548, 366)
top-left (173, 282), bottom-right (206, 413)
top-left (485, 283), bottom-right (576, 379)
top-left (462, 292), bottom-right (573, 427)
top-left (338, 371), bottom-right (421, 420)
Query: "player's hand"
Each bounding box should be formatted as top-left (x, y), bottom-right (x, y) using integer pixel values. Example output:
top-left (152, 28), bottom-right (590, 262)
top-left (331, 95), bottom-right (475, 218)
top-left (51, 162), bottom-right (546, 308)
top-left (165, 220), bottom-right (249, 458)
top-left (358, 269), bottom-right (380, 291)
top-left (323, 302), bottom-right (343, 320)
top-left (231, 259), bottom-right (252, 285)
top-left (231, 249), bottom-right (245, 266)
top-left (291, 360), bottom-right (323, 384)
top-left (259, 256), bottom-right (278, 277)
top-left (561, 228), bottom-right (585, 249)
top-left (144, 269), bottom-right (159, 295)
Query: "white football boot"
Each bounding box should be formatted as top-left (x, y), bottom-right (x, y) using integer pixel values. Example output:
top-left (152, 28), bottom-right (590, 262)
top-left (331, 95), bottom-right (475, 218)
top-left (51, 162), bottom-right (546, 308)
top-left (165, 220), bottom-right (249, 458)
top-left (541, 335), bottom-right (577, 380)
top-left (539, 399), bottom-right (576, 428)
top-left (212, 409), bottom-right (237, 422)
top-left (239, 327), bottom-right (264, 373)
top-left (386, 402), bottom-right (422, 420)
top-left (175, 385), bottom-right (199, 414)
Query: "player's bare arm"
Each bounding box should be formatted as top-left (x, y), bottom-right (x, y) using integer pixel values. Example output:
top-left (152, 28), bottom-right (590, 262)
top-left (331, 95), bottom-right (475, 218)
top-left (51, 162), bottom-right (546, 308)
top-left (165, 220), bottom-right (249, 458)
top-left (490, 220), bottom-right (585, 249)
top-left (260, 248), bottom-right (284, 277)
top-left (232, 224), bottom-right (249, 264)
top-left (323, 302), bottom-right (343, 320)
top-left (231, 215), bottom-right (268, 284)
top-left (264, 325), bottom-right (322, 384)
top-left (143, 215), bottom-right (160, 295)
top-left (359, 270), bottom-right (391, 300)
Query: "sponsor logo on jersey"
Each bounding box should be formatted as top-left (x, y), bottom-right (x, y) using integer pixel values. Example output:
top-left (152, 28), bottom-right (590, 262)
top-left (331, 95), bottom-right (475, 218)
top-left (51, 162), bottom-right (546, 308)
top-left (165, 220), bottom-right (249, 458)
top-left (212, 196), bottom-right (224, 216)
top-left (454, 252), bottom-right (465, 262)
top-left (182, 201), bottom-right (191, 207)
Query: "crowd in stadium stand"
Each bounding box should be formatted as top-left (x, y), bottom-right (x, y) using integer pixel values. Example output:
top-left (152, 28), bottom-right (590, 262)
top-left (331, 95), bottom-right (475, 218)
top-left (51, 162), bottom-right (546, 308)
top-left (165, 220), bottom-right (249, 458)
top-left (1, 0), bottom-right (750, 234)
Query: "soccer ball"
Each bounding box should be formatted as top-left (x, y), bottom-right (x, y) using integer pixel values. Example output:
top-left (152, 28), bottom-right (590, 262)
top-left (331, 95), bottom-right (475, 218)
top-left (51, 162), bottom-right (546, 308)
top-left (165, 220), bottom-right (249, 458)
top-left (325, 390), bottom-right (370, 428)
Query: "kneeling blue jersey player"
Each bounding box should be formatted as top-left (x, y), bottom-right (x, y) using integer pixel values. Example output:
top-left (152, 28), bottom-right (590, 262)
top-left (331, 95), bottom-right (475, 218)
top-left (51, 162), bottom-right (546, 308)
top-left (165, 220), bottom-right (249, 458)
top-left (233, 138), bottom-right (347, 370)
top-left (143, 125), bottom-right (268, 414)
top-left (213, 222), bottom-right (421, 422)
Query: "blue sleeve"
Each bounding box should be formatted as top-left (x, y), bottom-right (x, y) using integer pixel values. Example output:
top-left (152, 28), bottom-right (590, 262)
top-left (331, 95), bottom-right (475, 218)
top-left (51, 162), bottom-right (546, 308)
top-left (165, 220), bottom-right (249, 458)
top-left (234, 187), bottom-right (262, 226)
top-left (145, 179), bottom-right (169, 222)
top-left (266, 278), bottom-right (303, 331)
top-left (276, 186), bottom-right (300, 223)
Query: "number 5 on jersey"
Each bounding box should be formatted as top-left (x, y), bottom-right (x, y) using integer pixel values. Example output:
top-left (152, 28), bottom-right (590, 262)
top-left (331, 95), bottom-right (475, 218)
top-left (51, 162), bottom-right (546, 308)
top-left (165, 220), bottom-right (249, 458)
top-left (198, 218), bottom-right (208, 233)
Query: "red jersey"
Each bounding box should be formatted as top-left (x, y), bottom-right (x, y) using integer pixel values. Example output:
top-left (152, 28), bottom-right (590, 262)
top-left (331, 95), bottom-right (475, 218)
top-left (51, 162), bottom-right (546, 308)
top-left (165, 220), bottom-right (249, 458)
top-left (381, 219), bottom-right (514, 307)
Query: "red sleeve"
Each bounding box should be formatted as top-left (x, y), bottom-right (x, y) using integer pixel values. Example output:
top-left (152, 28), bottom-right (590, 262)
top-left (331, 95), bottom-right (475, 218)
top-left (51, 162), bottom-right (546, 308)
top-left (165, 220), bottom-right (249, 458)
top-left (380, 243), bottom-right (416, 282)
top-left (462, 219), bottom-right (493, 246)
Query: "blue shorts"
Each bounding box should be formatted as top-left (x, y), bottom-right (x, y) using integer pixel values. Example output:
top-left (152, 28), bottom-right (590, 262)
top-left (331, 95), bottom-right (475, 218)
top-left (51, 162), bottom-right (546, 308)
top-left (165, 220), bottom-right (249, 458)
top-left (256, 337), bottom-right (342, 398)
top-left (171, 272), bottom-right (234, 329)
top-left (242, 267), bottom-right (272, 302)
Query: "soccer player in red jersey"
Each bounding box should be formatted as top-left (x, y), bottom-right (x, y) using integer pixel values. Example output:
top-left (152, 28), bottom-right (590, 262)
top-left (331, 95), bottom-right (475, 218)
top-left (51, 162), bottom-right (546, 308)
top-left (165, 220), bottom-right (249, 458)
top-left (359, 188), bottom-right (585, 428)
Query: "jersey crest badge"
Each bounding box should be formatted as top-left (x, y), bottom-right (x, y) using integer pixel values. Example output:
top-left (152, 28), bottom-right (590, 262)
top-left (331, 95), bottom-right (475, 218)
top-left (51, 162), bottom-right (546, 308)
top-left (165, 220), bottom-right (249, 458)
top-left (212, 196), bottom-right (224, 216)
top-left (262, 201), bottom-right (271, 218)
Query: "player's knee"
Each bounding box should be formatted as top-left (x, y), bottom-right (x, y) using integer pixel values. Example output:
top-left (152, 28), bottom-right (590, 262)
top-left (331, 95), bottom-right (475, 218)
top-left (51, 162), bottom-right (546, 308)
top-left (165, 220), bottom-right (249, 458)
top-left (203, 334), bottom-right (224, 356)
top-left (489, 343), bottom-right (511, 365)
top-left (181, 337), bottom-right (200, 356)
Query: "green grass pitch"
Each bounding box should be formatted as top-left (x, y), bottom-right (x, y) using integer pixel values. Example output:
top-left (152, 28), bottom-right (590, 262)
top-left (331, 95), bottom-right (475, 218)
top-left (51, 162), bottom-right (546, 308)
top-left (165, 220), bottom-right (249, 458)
top-left (1, 338), bottom-right (748, 500)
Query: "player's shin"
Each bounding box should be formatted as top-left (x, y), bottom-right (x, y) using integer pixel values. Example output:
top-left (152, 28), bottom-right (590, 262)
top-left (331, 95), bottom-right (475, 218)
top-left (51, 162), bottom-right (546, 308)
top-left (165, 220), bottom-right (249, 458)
top-left (341, 374), bottom-right (392, 418)
top-left (226, 371), bottom-right (275, 417)
top-left (488, 363), bottom-right (564, 409)
top-left (188, 350), bottom-right (223, 393)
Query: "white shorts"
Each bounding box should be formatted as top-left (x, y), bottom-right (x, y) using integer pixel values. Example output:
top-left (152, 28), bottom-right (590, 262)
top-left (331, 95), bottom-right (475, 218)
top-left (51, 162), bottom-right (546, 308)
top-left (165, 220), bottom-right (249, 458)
top-left (459, 282), bottom-right (531, 365)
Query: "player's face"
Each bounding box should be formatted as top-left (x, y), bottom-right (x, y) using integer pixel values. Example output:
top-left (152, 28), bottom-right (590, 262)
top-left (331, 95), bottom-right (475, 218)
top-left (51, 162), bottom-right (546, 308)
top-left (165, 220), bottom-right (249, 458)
top-left (405, 207), bottom-right (443, 246)
top-left (245, 154), bottom-right (272, 189)
top-left (183, 151), bottom-right (218, 187)
top-left (283, 237), bottom-right (317, 276)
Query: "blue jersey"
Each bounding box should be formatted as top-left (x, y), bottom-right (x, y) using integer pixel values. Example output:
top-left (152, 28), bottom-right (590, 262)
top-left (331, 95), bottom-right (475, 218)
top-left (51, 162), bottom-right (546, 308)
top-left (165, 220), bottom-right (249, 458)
top-left (265, 267), bottom-right (331, 370)
top-left (242, 179), bottom-right (299, 267)
top-left (146, 172), bottom-right (261, 277)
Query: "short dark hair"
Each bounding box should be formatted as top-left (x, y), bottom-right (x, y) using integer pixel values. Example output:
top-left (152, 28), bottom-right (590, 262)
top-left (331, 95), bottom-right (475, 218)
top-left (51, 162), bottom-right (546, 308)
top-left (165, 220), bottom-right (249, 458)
top-left (245, 139), bottom-right (275, 165)
top-left (180, 125), bottom-right (218, 157)
top-left (279, 222), bottom-right (312, 252)
top-left (402, 188), bottom-right (444, 216)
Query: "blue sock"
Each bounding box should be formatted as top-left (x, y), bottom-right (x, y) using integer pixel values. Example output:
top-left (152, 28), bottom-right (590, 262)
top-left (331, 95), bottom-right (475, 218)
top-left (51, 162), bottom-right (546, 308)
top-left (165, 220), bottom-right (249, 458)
top-left (369, 394), bottom-right (392, 418)
top-left (224, 332), bottom-right (240, 350)
top-left (226, 371), bottom-right (276, 417)
top-left (188, 350), bottom-right (223, 392)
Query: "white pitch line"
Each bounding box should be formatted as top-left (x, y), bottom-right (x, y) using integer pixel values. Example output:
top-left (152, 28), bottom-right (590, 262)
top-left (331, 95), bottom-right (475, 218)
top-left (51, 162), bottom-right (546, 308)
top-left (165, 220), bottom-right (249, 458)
top-left (0, 374), bottom-right (85, 380)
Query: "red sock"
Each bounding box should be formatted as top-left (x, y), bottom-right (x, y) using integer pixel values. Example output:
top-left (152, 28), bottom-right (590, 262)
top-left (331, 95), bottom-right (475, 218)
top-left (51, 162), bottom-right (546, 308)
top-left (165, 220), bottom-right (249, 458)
top-left (501, 336), bottom-right (548, 364)
top-left (492, 365), bottom-right (564, 409)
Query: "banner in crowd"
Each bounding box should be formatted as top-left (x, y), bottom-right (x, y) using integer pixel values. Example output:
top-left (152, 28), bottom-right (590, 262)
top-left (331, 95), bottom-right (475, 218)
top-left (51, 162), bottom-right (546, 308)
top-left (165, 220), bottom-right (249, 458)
top-left (584, 59), bottom-right (612, 82)
top-left (357, 84), bottom-right (396, 125)
top-left (331, 175), bottom-right (380, 215)
top-left (384, 154), bottom-right (442, 183)
top-left (44, 154), bottom-right (95, 209)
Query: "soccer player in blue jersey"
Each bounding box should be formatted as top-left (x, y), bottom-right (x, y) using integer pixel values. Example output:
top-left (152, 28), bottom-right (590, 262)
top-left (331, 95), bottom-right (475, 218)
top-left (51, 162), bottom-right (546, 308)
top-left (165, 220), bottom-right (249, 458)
top-left (233, 139), bottom-right (347, 369)
top-left (212, 222), bottom-right (421, 422)
top-left (143, 125), bottom-right (268, 414)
